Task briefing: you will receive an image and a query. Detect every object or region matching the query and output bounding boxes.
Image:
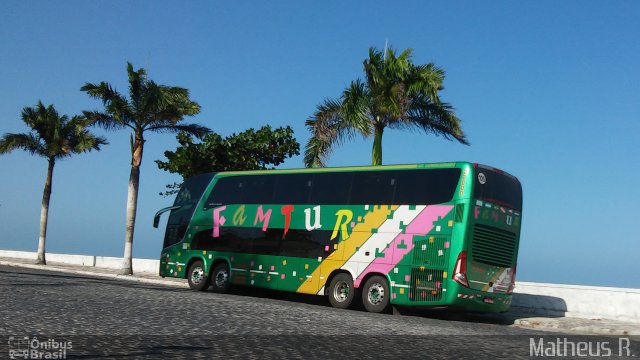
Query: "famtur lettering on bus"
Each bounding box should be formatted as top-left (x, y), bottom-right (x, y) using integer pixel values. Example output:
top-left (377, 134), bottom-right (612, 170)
top-left (212, 205), bottom-right (354, 241)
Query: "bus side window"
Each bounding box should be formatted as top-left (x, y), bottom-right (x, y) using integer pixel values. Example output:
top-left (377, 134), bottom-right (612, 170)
top-left (394, 169), bottom-right (461, 205)
top-left (204, 176), bottom-right (244, 209)
top-left (274, 173), bottom-right (313, 204)
top-left (349, 171), bottom-right (396, 205)
top-left (309, 172), bottom-right (352, 205)
top-left (280, 229), bottom-right (328, 259)
top-left (241, 176), bottom-right (275, 204)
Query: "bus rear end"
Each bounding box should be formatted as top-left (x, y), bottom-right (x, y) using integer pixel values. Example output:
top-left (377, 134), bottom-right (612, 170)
top-left (450, 164), bottom-right (522, 312)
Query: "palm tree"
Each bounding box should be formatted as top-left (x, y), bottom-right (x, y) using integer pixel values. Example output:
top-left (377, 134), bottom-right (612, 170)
top-left (0, 101), bottom-right (107, 264)
top-left (304, 46), bottom-right (469, 167)
top-left (81, 62), bottom-right (210, 275)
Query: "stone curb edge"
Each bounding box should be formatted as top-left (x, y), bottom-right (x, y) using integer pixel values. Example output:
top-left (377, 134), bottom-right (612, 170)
top-left (0, 260), bottom-right (187, 289)
top-left (511, 318), bottom-right (640, 336)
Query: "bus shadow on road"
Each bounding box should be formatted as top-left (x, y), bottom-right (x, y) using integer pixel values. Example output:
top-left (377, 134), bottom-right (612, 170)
top-left (223, 286), bottom-right (330, 307)
top-left (213, 285), bottom-right (568, 326)
top-left (395, 293), bottom-right (568, 326)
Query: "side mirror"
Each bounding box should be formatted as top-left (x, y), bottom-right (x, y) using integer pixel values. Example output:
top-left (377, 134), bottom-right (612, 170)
top-left (153, 205), bottom-right (182, 228)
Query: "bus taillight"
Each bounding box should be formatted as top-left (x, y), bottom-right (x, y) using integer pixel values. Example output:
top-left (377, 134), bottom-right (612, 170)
top-left (453, 251), bottom-right (469, 287)
top-left (507, 265), bottom-right (517, 294)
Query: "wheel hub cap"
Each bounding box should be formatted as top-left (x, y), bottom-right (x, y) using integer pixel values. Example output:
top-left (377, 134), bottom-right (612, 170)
top-left (368, 283), bottom-right (385, 305)
top-left (191, 267), bottom-right (204, 284)
top-left (215, 270), bottom-right (229, 287)
top-left (333, 281), bottom-right (350, 302)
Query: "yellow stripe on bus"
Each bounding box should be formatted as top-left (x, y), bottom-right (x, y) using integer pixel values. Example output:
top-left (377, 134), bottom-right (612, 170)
top-left (296, 205), bottom-right (398, 294)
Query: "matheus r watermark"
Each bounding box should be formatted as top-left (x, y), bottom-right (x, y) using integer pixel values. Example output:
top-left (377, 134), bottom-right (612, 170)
top-left (530, 337), bottom-right (633, 357)
top-left (8, 336), bottom-right (72, 359)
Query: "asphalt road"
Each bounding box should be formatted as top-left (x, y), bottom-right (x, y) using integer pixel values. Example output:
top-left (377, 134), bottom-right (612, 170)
top-left (1, 265), bottom-right (637, 359)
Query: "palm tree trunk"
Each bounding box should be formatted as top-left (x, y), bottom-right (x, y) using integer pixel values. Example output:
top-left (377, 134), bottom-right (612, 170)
top-left (122, 134), bottom-right (144, 275)
top-left (37, 158), bottom-right (55, 265)
top-left (372, 126), bottom-right (384, 166)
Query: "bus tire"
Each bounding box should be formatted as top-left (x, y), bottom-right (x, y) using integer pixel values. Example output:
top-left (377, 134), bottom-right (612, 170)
top-left (328, 273), bottom-right (355, 309)
top-left (187, 260), bottom-right (210, 291)
top-left (210, 262), bottom-right (231, 293)
top-left (362, 275), bottom-right (390, 313)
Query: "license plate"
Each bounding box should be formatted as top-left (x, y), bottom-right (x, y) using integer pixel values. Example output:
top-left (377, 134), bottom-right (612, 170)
top-left (483, 297), bottom-right (494, 304)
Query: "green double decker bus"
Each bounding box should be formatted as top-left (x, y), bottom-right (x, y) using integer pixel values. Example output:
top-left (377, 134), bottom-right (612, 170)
top-left (154, 162), bottom-right (522, 313)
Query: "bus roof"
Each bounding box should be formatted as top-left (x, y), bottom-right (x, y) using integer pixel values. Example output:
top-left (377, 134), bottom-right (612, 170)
top-left (215, 162), bottom-right (468, 177)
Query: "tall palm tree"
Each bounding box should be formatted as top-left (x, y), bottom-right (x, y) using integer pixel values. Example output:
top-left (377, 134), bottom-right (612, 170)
top-left (304, 46), bottom-right (469, 167)
top-left (81, 62), bottom-right (210, 275)
top-left (0, 101), bottom-right (107, 264)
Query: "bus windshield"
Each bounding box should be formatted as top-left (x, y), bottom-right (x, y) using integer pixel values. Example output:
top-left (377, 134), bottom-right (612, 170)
top-left (162, 172), bottom-right (214, 249)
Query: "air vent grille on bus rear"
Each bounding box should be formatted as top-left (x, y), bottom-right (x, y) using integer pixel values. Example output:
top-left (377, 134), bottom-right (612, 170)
top-left (471, 224), bottom-right (516, 268)
top-left (412, 237), bottom-right (447, 268)
top-left (409, 268), bottom-right (443, 302)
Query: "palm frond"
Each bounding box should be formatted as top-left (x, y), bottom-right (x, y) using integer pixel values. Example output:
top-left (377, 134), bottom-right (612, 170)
top-left (340, 80), bottom-right (373, 135)
top-left (67, 132), bottom-right (109, 155)
top-left (0, 133), bottom-right (46, 156)
top-left (304, 136), bottom-right (331, 168)
top-left (138, 83), bottom-right (201, 127)
top-left (406, 97), bottom-right (469, 145)
top-left (82, 111), bottom-right (131, 130)
top-left (59, 115), bottom-right (109, 155)
top-left (127, 62), bottom-right (147, 111)
top-left (406, 63), bottom-right (445, 103)
top-left (145, 123), bottom-right (211, 139)
top-left (303, 98), bottom-right (355, 168)
top-left (81, 82), bottom-right (123, 105)
top-left (81, 82), bottom-right (133, 125)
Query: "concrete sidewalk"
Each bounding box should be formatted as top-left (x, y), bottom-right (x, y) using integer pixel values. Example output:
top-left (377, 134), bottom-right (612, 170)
top-left (1, 256), bottom-right (639, 336)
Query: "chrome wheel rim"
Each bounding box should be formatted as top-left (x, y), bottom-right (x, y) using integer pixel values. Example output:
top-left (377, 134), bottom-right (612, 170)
top-left (191, 266), bottom-right (204, 285)
top-left (367, 282), bottom-right (385, 305)
top-left (215, 269), bottom-right (229, 288)
top-left (333, 280), bottom-right (350, 302)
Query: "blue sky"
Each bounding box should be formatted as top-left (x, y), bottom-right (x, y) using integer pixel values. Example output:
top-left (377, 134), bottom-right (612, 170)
top-left (1, 1), bottom-right (638, 288)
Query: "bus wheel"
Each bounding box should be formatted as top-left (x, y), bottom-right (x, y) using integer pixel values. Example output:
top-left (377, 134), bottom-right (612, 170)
top-left (210, 262), bottom-right (231, 293)
top-left (328, 273), bottom-right (355, 309)
top-left (362, 275), bottom-right (390, 313)
top-left (187, 260), bottom-right (210, 291)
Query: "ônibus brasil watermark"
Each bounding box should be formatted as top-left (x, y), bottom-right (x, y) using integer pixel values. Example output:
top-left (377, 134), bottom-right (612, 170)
top-left (8, 336), bottom-right (72, 360)
top-left (530, 337), bottom-right (634, 357)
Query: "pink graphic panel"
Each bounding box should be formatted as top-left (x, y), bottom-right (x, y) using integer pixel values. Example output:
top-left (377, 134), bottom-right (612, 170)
top-left (355, 205), bottom-right (453, 286)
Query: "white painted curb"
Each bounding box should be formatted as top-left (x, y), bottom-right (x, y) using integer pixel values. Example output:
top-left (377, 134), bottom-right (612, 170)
top-left (0, 250), bottom-right (160, 274)
top-left (0, 259), bottom-right (186, 288)
top-left (513, 281), bottom-right (640, 323)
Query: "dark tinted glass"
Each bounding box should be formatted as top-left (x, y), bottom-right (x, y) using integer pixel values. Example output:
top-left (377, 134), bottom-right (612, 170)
top-left (273, 174), bottom-right (313, 204)
top-left (394, 168), bottom-right (461, 205)
top-left (205, 175), bottom-right (277, 206)
top-left (204, 176), bottom-right (243, 208)
top-left (280, 229), bottom-right (330, 258)
top-left (473, 168), bottom-right (522, 210)
top-left (191, 227), bottom-right (333, 258)
top-left (349, 171), bottom-right (396, 205)
top-left (192, 227), bottom-right (262, 253)
top-left (173, 173), bottom-right (215, 207)
top-left (163, 173), bottom-right (214, 248)
top-left (309, 172), bottom-right (352, 205)
top-left (240, 176), bottom-right (275, 204)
